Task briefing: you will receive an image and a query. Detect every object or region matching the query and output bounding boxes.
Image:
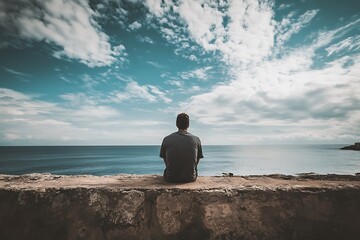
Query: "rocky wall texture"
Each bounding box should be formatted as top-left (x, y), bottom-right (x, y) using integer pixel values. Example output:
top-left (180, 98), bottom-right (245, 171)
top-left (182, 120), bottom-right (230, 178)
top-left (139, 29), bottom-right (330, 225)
top-left (0, 174), bottom-right (360, 240)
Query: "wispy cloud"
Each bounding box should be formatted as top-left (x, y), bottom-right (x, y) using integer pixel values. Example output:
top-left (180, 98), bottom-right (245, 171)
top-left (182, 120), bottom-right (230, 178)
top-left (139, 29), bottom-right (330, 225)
top-left (139, 36), bottom-right (155, 44)
top-left (0, 87), bottom-right (170, 144)
top-left (147, 61), bottom-right (167, 68)
top-left (145, 0), bottom-right (277, 66)
top-left (139, 0), bottom-right (360, 142)
top-left (0, 0), bottom-right (125, 67)
top-left (180, 67), bottom-right (213, 81)
top-left (275, 9), bottom-right (319, 50)
top-left (0, 0), bottom-right (358, 145)
top-left (111, 81), bottom-right (172, 103)
top-left (4, 67), bottom-right (31, 77)
top-left (179, 17), bottom-right (360, 141)
top-left (60, 92), bottom-right (97, 107)
top-left (165, 80), bottom-right (182, 87)
top-left (326, 35), bottom-right (360, 56)
top-left (144, 0), bottom-right (206, 61)
top-left (129, 21), bottom-right (142, 31)
top-left (145, 0), bottom-right (172, 17)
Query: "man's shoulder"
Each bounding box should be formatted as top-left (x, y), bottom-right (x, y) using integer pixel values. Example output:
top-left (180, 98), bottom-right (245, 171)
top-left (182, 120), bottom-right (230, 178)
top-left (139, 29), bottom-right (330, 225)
top-left (169, 132), bottom-right (179, 137)
top-left (163, 132), bottom-right (178, 140)
top-left (189, 133), bottom-right (199, 137)
top-left (186, 132), bottom-right (201, 142)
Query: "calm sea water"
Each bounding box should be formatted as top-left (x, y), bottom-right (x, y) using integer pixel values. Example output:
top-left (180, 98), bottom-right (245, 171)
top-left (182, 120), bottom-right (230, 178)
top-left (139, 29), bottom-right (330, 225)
top-left (0, 145), bottom-right (359, 176)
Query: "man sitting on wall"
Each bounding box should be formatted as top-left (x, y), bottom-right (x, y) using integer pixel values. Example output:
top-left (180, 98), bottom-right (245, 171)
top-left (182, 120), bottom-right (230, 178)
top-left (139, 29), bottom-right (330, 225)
top-left (160, 113), bottom-right (204, 183)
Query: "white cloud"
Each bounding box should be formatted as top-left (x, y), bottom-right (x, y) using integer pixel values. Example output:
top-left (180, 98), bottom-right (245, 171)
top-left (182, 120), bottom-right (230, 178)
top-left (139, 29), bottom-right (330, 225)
top-left (139, 36), bottom-right (155, 44)
top-left (223, 0), bottom-right (275, 66)
top-left (147, 61), bottom-right (166, 68)
top-left (1, 1), bottom-right (359, 145)
top-left (188, 85), bottom-right (201, 93)
top-left (174, 3), bottom-right (360, 143)
top-left (0, 88), bottom-right (76, 142)
top-left (146, 0), bottom-right (275, 66)
top-left (166, 80), bottom-right (182, 87)
top-left (0, 88), bottom-right (123, 124)
top-left (71, 105), bottom-right (120, 119)
top-left (177, 0), bottom-right (225, 52)
top-left (0, 88), bottom-right (30, 101)
top-left (0, 0), bottom-right (124, 67)
top-left (145, 0), bottom-right (206, 60)
top-left (0, 88), bottom-right (126, 143)
top-left (0, 88), bottom-right (56, 116)
top-left (129, 21), bottom-right (142, 30)
top-left (181, 67), bottom-right (213, 81)
top-left (275, 9), bottom-right (319, 49)
top-left (4, 133), bottom-right (23, 141)
top-left (148, 85), bottom-right (172, 103)
top-left (145, 0), bottom-right (173, 17)
top-left (166, 0), bottom-right (275, 66)
top-left (4, 67), bottom-right (31, 77)
top-left (112, 81), bottom-right (172, 103)
top-left (278, 3), bottom-right (292, 10)
top-left (189, 55), bottom-right (198, 61)
top-left (60, 92), bottom-right (96, 106)
top-left (0, 87), bottom-right (174, 144)
top-left (326, 35), bottom-right (360, 56)
top-left (182, 43), bottom-right (360, 123)
top-left (125, 81), bottom-right (157, 102)
top-left (160, 27), bottom-right (176, 40)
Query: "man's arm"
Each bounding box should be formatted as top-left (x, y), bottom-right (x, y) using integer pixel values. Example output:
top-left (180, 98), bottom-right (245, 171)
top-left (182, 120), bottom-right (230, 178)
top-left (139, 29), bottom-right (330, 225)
top-left (197, 139), bottom-right (204, 163)
top-left (160, 139), bottom-right (166, 163)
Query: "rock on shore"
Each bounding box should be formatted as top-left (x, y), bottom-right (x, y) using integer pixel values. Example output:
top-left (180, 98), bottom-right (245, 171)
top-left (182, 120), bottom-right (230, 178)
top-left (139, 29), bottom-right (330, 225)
top-left (340, 142), bottom-right (360, 150)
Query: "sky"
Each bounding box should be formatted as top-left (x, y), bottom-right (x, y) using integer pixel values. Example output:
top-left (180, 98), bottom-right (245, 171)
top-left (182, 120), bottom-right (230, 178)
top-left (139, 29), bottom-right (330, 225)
top-left (0, 0), bottom-right (359, 145)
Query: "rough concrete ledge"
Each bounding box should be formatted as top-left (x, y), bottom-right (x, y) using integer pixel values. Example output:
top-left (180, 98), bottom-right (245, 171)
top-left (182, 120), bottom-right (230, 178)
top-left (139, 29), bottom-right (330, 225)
top-left (1, 174), bottom-right (360, 240)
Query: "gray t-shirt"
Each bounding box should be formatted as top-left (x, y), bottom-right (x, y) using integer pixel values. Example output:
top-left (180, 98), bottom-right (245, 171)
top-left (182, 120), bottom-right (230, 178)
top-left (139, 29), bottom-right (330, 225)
top-left (160, 131), bottom-right (204, 182)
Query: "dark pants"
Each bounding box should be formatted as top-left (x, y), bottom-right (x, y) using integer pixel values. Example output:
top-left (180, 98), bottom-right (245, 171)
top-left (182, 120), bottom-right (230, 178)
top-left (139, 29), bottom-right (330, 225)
top-left (163, 170), bottom-right (197, 183)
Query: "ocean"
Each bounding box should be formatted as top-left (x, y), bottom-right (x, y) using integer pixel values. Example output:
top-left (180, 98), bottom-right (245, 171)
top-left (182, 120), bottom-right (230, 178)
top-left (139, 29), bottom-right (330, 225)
top-left (0, 145), bottom-right (359, 176)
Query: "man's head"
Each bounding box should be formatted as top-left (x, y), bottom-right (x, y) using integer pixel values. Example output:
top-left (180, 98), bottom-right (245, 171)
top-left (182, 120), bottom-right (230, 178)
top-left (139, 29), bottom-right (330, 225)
top-left (176, 113), bottom-right (189, 130)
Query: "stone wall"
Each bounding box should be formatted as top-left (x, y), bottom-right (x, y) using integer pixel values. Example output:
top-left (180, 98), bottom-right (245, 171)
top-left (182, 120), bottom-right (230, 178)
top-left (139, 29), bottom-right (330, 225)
top-left (0, 174), bottom-right (360, 240)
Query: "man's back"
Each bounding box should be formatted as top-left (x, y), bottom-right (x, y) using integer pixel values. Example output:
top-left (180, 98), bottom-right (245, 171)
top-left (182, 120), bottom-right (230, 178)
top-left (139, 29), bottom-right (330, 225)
top-left (160, 131), bottom-right (203, 183)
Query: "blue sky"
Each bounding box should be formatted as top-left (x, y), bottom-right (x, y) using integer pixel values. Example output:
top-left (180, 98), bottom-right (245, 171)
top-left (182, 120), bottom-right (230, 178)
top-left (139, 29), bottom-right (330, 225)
top-left (0, 0), bottom-right (359, 145)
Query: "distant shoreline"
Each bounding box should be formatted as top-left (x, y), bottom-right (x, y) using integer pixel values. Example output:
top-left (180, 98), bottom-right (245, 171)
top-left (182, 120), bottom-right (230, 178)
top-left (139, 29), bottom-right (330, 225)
top-left (340, 142), bottom-right (360, 151)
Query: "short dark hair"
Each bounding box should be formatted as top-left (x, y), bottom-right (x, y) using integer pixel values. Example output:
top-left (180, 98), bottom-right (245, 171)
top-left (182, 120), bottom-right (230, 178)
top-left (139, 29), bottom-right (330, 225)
top-left (176, 113), bottom-right (189, 130)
